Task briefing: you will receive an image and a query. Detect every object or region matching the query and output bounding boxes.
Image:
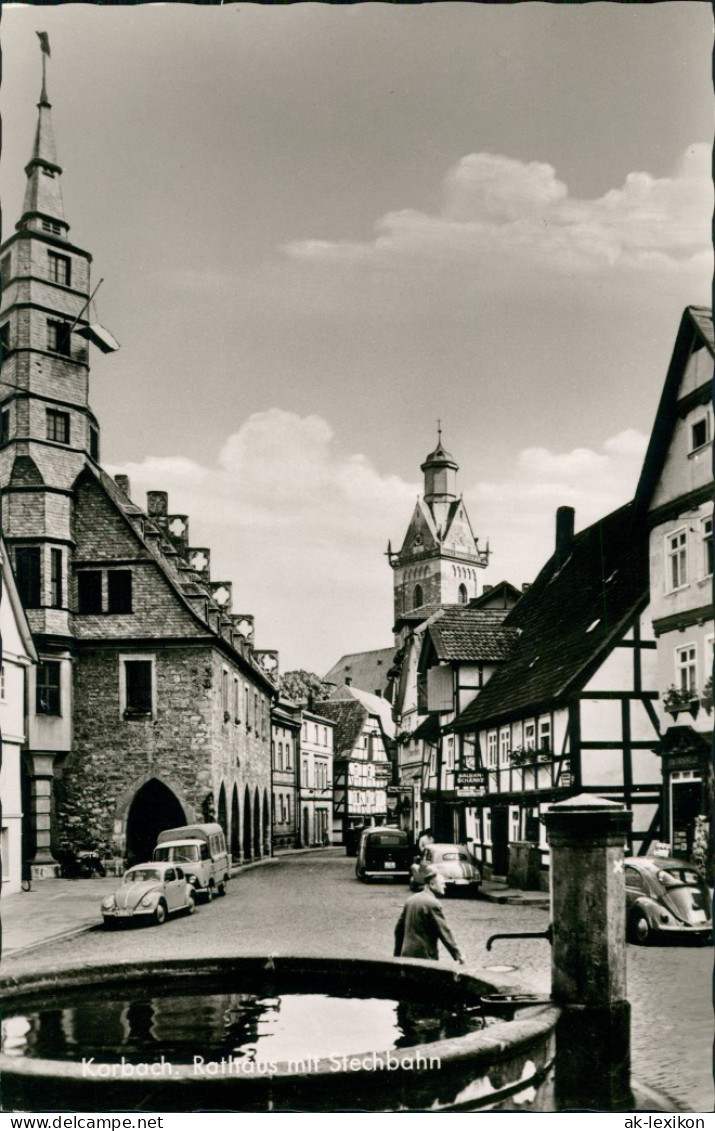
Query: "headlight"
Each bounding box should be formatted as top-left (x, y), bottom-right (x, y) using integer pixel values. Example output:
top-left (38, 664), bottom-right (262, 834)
top-left (186, 874), bottom-right (198, 885)
top-left (102, 897), bottom-right (115, 910)
top-left (140, 893), bottom-right (157, 907)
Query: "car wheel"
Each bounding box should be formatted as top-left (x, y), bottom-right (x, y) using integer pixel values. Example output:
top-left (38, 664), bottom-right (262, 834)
top-left (153, 901), bottom-right (167, 926)
top-left (186, 894), bottom-right (196, 916)
top-left (217, 881), bottom-right (227, 897)
top-left (629, 909), bottom-right (651, 945)
top-left (355, 865), bottom-right (366, 882)
top-left (204, 884), bottom-right (214, 904)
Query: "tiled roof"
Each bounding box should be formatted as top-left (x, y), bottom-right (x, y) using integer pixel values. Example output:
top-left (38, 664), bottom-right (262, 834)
top-left (314, 698), bottom-right (367, 759)
top-left (454, 502), bottom-right (649, 729)
top-left (323, 647), bottom-right (396, 699)
top-left (469, 581), bottom-right (523, 610)
top-left (424, 607), bottom-right (519, 663)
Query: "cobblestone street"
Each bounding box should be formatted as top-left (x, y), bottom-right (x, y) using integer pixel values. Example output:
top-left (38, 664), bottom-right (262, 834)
top-left (4, 850), bottom-right (712, 1112)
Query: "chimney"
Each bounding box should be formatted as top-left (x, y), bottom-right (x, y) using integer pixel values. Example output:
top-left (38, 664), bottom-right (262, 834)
top-left (555, 506), bottom-right (575, 569)
top-left (114, 474), bottom-right (131, 498)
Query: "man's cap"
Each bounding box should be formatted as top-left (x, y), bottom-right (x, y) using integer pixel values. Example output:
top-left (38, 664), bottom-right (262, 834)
top-left (420, 865), bottom-right (439, 882)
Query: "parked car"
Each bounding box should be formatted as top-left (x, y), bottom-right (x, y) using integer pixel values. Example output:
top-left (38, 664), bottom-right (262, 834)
top-left (418, 843), bottom-right (481, 895)
top-left (355, 828), bottom-right (412, 882)
top-left (624, 856), bottom-right (712, 945)
top-left (153, 823), bottom-right (229, 902)
top-left (101, 862), bottom-right (196, 927)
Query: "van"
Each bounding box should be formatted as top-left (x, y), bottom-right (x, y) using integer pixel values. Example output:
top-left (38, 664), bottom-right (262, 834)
top-left (355, 827), bottom-right (412, 883)
top-left (153, 823), bottom-right (230, 902)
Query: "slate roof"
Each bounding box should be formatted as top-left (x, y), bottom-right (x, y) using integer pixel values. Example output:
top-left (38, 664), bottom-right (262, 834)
top-left (314, 698), bottom-right (368, 760)
top-left (327, 683), bottom-right (396, 737)
top-left (76, 463), bottom-right (277, 694)
top-left (453, 502), bottom-right (649, 729)
top-left (422, 606), bottom-right (518, 664)
top-left (323, 647), bottom-right (396, 699)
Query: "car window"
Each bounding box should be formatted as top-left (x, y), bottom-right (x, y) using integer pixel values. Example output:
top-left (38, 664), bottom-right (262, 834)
top-left (658, 868), bottom-right (702, 888)
top-left (164, 868), bottom-right (176, 882)
top-left (441, 852), bottom-right (469, 861)
top-left (369, 834), bottom-right (405, 847)
top-left (176, 867), bottom-right (184, 879)
top-left (625, 866), bottom-right (647, 892)
top-left (200, 844), bottom-right (210, 861)
top-left (125, 868), bottom-right (161, 884)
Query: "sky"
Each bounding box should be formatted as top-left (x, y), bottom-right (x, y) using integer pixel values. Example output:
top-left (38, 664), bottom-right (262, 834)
top-left (2, 3), bottom-right (712, 674)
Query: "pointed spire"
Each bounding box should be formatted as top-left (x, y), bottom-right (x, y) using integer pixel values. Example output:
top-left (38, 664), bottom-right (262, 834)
top-left (18, 35), bottom-right (68, 235)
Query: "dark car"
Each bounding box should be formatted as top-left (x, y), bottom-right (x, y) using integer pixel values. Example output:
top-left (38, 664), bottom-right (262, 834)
top-left (624, 856), bottom-right (712, 945)
top-left (355, 828), bottom-right (412, 882)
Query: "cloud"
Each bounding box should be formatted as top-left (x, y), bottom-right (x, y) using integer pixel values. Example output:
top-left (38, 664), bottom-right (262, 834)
top-left (282, 145), bottom-right (712, 273)
top-left (108, 412), bottom-right (648, 671)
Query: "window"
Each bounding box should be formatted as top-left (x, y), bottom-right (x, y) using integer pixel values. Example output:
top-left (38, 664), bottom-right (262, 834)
top-left (107, 569), bottom-right (132, 613)
top-left (47, 319), bottom-right (71, 357)
top-left (486, 730), bottom-right (497, 768)
top-left (276, 742), bottom-right (284, 772)
top-left (0, 665), bottom-right (6, 700)
top-left (48, 252), bottom-right (71, 286)
top-left (46, 409), bottom-right (70, 444)
top-left (42, 220), bottom-right (62, 235)
top-left (286, 795), bottom-right (291, 823)
top-left (234, 677), bottom-right (240, 722)
top-left (458, 583), bottom-right (468, 604)
top-left (77, 570), bottom-right (102, 614)
top-left (303, 758), bottom-right (309, 786)
top-left (675, 645), bottom-right (697, 696)
top-left (446, 736), bottom-right (454, 770)
top-left (323, 727), bottom-right (327, 746)
top-left (50, 548), bottom-right (63, 609)
top-left (524, 722), bottom-right (535, 751)
top-left (285, 740), bottom-right (292, 769)
top-left (702, 517), bottom-right (713, 578)
top-left (36, 660), bottom-right (61, 715)
top-left (691, 417), bottom-right (709, 452)
top-left (666, 529), bottom-right (688, 591)
top-left (15, 546), bottom-right (41, 608)
top-left (0, 323), bottom-right (11, 355)
top-left (221, 668), bottom-right (230, 718)
top-left (89, 426), bottom-right (99, 462)
top-left (0, 409), bottom-right (10, 446)
top-left (499, 728), bottom-right (511, 766)
top-left (413, 584), bottom-right (424, 609)
top-left (123, 659), bottom-right (153, 717)
top-left (538, 717), bottom-right (552, 752)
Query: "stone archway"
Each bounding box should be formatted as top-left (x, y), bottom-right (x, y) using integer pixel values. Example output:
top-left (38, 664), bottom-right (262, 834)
top-left (230, 785), bottom-right (240, 861)
top-left (217, 783), bottom-right (228, 841)
top-left (262, 791), bottom-right (270, 856)
top-left (253, 788), bottom-right (261, 859)
top-left (243, 785), bottom-right (252, 861)
top-left (125, 778), bottom-right (186, 867)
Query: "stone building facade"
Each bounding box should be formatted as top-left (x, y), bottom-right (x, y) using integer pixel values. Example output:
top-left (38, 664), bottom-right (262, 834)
top-left (0, 56), bottom-right (277, 875)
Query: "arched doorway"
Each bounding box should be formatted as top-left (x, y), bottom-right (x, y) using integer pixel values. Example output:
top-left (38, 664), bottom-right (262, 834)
top-left (217, 783), bottom-right (228, 841)
top-left (230, 785), bottom-right (240, 861)
top-left (262, 791), bottom-right (270, 856)
top-left (125, 779), bottom-right (186, 867)
top-left (243, 786), bottom-right (252, 861)
top-left (253, 788), bottom-right (261, 859)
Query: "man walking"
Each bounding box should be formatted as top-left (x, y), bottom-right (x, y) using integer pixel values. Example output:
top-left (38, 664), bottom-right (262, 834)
top-left (394, 866), bottom-right (466, 964)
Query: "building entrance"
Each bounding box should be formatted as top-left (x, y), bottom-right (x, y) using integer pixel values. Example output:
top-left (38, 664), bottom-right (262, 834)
top-left (125, 778), bottom-right (186, 867)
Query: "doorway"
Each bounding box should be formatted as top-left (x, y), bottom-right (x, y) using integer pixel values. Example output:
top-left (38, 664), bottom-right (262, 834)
top-left (125, 779), bottom-right (186, 867)
top-left (491, 806), bottom-right (509, 876)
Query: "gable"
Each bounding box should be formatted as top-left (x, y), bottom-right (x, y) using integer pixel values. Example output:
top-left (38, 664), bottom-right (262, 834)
top-left (398, 500), bottom-right (439, 558)
top-left (441, 500), bottom-right (478, 555)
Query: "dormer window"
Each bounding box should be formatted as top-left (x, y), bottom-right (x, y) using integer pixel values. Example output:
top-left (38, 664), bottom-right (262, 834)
top-left (691, 417), bottom-right (710, 452)
top-left (42, 219), bottom-right (62, 235)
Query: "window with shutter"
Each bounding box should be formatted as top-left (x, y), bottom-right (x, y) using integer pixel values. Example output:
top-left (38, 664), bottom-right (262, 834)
top-left (77, 571), bottom-right (103, 614)
top-left (108, 570), bottom-right (132, 613)
top-left (15, 547), bottom-right (42, 608)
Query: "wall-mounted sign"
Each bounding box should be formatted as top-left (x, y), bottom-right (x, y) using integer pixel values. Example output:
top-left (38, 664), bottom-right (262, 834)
top-left (455, 770), bottom-right (487, 790)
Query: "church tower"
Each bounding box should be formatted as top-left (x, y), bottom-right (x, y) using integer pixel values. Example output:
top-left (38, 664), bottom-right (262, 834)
top-left (0, 45), bottom-right (101, 642)
top-left (388, 432), bottom-right (489, 627)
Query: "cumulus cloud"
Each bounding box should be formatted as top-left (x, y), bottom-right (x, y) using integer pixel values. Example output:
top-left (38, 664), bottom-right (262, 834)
top-left (108, 412), bottom-right (648, 671)
top-left (282, 145), bottom-right (712, 272)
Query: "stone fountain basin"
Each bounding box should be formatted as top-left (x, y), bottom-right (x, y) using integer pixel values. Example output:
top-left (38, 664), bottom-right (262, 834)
top-left (0, 955), bottom-right (560, 1113)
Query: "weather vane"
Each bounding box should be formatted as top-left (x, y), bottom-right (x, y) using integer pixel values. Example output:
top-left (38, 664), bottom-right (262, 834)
top-left (36, 31), bottom-right (51, 102)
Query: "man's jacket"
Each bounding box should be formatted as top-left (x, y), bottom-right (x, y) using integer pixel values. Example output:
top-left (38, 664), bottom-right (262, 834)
top-left (393, 887), bottom-right (461, 961)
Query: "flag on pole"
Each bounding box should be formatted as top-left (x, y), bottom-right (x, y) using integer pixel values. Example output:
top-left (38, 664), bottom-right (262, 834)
top-left (36, 31), bottom-right (51, 57)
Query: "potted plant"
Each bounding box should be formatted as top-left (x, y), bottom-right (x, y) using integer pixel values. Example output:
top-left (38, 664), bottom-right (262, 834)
top-left (662, 685), bottom-right (696, 719)
top-left (701, 675), bottom-right (713, 715)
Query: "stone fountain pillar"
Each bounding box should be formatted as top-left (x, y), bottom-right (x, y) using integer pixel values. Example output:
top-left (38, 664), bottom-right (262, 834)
top-left (543, 793), bottom-right (633, 1112)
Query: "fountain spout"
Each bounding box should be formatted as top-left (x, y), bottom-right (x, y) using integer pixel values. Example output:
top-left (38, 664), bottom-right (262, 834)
top-left (485, 925), bottom-right (553, 951)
